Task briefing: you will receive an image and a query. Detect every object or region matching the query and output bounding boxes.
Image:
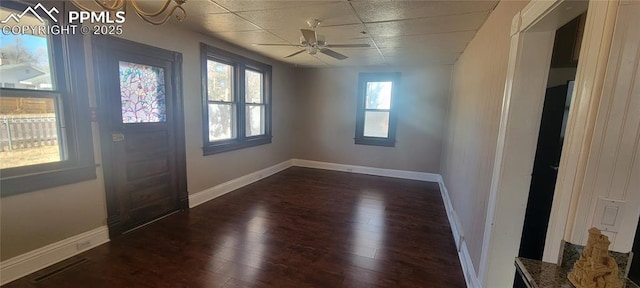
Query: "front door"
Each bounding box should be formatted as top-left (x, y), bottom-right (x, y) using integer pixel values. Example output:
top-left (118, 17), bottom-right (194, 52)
top-left (93, 37), bottom-right (187, 237)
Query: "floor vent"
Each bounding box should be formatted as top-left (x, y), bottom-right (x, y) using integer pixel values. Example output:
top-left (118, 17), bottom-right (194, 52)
top-left (28, 257), bottom-right (90, 284)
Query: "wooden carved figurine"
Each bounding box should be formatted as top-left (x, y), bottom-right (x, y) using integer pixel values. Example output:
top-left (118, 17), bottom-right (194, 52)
top-left (568, 227), bottom-right (623, 288)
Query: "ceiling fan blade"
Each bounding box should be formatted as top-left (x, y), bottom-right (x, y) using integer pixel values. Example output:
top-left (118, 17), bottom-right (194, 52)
top-left (253, 43), bottom-right (300, 47)
top-left (325, 44), bottom-right (371, 48)
top-left (301, 29), bottom-right (317, 44)
top-left (320, 48), bottom-right (348, 60)
top-left (285, 49), bottom-right (307, 58)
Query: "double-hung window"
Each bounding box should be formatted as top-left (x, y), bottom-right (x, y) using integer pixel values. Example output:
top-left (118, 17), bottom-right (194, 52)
top-left (354, 72), bottom-right (400, 147)
top-left (201, 43), bottom-right (271, 155)
top-left (0, 1), bottom-right (95, 196)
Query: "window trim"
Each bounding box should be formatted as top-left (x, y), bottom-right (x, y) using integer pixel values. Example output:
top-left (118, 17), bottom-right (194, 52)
top-left (354, 72), bottom-right (400, 147)
top-left (201, 43), bottom-right (272, 155)
top-left (0, 0), bottom-right (96, 196)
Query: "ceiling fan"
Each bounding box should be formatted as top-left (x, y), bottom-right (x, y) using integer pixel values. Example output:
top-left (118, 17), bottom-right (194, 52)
top-left (253, 19), bottom-right (371, 60)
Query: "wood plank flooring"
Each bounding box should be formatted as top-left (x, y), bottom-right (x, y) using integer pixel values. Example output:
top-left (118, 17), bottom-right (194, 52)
top-left (3, 167), bottom-right (466, 287)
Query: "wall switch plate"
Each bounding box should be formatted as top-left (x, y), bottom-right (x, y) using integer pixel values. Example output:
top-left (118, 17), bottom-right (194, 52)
top-left (592, 197), bottom-right (625, 233)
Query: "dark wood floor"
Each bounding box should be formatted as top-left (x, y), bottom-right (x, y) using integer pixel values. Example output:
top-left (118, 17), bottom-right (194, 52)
top-left (4, 167), bottom-right (466, 288)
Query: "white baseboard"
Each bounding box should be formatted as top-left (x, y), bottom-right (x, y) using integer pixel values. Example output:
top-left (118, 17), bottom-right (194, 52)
top-left (438, 178), bottom-right (482, 288)
top-left (459, 239), bottom-right (483, 288)
top-left (291, 159), bottom-right (441, 182)
top-left (0, 226), bottom-right (109, 286)
top-left (189, 160), bottom-right (293, 208)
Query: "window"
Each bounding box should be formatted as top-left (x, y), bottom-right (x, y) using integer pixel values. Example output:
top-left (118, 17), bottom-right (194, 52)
top-left (201, 43), bottom-right (272, 155)
top-left (355, 73), bottom-right (400, 147)
top-left (0, 1), bottom-right (95, 196)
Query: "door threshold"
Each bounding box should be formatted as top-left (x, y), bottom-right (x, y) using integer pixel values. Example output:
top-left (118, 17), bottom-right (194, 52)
top-left (122, 210), bottom-right (181, 235)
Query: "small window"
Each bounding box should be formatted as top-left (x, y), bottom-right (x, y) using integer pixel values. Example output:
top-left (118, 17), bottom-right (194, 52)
top-left (201, 43), bottom-right (272, 155)
top-left (355, 73), bottom-right (400, 147)
top-left (0, 1), bottom-right (95, 196)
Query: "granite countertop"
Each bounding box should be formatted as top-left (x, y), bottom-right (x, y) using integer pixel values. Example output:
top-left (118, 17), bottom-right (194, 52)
top-left (515, 257), bottom-right (640, 288)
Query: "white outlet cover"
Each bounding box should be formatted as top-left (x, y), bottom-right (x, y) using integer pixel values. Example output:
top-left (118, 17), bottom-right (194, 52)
top-left (592, 197), bottom-right (625, 233)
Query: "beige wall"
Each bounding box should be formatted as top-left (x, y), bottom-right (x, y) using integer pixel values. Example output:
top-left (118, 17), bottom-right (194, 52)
top-left (293, 66), bottom-right (451, 173)
top-left (440, 0), bottom-right (529, 275)
top-left (0, 14), bottom-right (296, 261)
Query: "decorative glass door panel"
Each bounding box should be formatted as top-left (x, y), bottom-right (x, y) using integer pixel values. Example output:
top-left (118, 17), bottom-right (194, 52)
top-left (119, 61), bottom-right (167, 124)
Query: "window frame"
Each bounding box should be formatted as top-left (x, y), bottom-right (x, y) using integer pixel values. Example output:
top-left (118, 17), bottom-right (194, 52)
top-left (201, 43), bottom-right (272, 155)
top-left (0, 0), bottom-right (96, 196)
top-left (354, 72), bottom-right (400, 147)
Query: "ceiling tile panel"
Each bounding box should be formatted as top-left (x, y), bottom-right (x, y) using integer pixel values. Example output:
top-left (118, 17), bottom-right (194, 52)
top-left (186, 13), bottom-right (262, 33)
top-left (254, 46), bottom-right (304, 60)
top-left (381, 48), bottom-right (461, 65)
top-left (323, 49), bottom-right (386, 67)
top-left (179, 0), bottom-right (228, 15)
top-left (365, 11), bottom-right (490, 37)
top-left (212, 1), bottom-right (337, 13)
top-left (215, 30), bottom-right (288, 46)
top-left (236, 2), bottom-right (360, 31)
top-left (375, 31), bottom-right (476, 52)
top-left (351, 0), bottom-right (498, 23)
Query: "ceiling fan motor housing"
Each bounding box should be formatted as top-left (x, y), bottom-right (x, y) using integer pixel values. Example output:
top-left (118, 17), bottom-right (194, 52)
top-left (299, 35), bottom-right (326, 47)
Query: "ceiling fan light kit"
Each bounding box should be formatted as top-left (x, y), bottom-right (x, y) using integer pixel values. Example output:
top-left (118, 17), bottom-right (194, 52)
top-left (254, 19), bottom-right (371, 61)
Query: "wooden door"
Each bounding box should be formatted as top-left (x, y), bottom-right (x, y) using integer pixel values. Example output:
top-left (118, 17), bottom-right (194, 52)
top-left (93, 37), bottom-right (187, 237)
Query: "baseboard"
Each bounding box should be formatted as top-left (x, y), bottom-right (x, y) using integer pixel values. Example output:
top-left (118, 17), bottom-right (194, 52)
top-left (0, 226), bottom-right (109, 285)
top-left (189, 160), bottom-right (293, 208)
top-left (459, 239), bottom-right (483, 288)
top-left (438, 178), bottom-right (482, 288)
top-left (291, 159), bottom-right (441, 182)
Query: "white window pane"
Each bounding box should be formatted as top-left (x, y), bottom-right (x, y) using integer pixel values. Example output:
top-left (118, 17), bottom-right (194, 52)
top-left (245, 70), bottom-right (263, 104)
top-left (363, 111), bottom-right (389, 138)
top-left (208, 103), bottom-right (235, 141)
top-left (207, 60), bottom-right (233, 102)
top-left (365, 82), bottom-right (392, 109)
top-left (0, 8), bottom-right (55, 91)
top-left (246, 105), bottom-right (265, 137)
top-left (0, 96), bottom-right (62, 169)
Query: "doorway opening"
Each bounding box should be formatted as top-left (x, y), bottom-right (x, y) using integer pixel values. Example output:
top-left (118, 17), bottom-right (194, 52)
top-left (518, 13), bottom-right (587, 261)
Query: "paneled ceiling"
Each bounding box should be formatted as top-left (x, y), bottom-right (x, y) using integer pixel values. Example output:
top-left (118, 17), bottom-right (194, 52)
top-left (178, 0), bottom-right (499, 67)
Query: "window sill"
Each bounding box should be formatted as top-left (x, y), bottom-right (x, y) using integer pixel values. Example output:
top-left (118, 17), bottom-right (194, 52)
top-left (354, 137), bottom-right (396, 147)
top-left (203, 136), bottom-right (272, 155)
top-left (1, 164), bottom-right (97, 197)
